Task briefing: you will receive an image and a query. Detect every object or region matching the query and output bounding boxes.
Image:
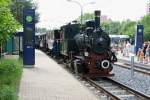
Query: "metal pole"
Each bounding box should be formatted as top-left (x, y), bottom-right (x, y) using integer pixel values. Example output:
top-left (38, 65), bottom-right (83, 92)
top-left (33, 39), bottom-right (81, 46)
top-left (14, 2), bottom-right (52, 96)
top-left (81, 7), bottom-right (83, 26)
top-left (67, 0), bottom-right (95, 26)
top-left (73, 1), bottom-right (83, 25)
top-left (131, 56), bottom-right (134, 78)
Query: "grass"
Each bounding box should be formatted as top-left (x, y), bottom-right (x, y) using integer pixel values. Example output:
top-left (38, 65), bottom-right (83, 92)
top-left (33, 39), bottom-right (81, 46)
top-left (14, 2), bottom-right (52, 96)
top-left (0, 58), bottom-right (23, 100)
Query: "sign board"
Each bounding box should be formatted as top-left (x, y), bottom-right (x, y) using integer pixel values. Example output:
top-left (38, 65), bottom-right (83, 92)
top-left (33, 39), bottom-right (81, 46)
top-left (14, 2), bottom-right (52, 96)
top-left (135, 25), bottom-right (144, 54)
top-left (23, 9), bottom-right (35, 66)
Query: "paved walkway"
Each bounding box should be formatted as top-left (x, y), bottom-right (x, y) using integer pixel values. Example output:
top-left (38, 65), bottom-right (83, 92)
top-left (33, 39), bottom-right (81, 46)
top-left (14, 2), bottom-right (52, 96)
top-left (18, 50), bottom-right (99, 100)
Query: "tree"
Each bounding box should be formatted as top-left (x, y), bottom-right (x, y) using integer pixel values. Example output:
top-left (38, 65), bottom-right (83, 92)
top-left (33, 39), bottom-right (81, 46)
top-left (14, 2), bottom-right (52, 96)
top-left (120, 20), bottom-right (136, 38)
top-left (77, 13), bottom-right (94, 24)
top-left (10, 0), bottom-right (39, 24)
top-left (0, 0), bottom-right (20, 43)
top-left (0, 0), bottom-right (20, 57)
top-left (140, 14), bottom-right (150, 41)
top-left (101, 20), bottom-right (121, 34)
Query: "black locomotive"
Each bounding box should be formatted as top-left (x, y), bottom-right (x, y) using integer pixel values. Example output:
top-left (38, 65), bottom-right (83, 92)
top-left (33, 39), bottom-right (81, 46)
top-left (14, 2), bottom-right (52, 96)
top-left (37, 10), bottom-right (117, 78)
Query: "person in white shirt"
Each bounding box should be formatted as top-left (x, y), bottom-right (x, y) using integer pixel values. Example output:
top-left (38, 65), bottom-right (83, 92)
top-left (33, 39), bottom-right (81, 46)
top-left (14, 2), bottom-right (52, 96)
top-left (125, 41), bottom-right (131, 57)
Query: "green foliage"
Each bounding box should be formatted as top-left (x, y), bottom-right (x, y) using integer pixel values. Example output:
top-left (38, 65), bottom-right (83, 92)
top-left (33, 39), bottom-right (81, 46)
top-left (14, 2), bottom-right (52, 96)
top-left (0, 85), bottom-right (17, 100)
top-left (10, 0), bottom-right (39, 24)
top-left (101, 20), bottom-right (110, 31)
top-left (141, 14), bottom-right (150, 41)
top-left (0, 0), bottom-right (20, 43)
top-left (120, 20), bottom-right (136, 38)
top-left (0, 59), bottom-right (21, 74)
top-left (77, 13), bottom-right (94, 24)
top-left (101, 20), bottom-right (121, 34)
top-left (0, 0), bottom-right (11, 6)
top-left (0, 59), bottom-right (23, 100)
top-left (102, 20), bottom-right (136, 37)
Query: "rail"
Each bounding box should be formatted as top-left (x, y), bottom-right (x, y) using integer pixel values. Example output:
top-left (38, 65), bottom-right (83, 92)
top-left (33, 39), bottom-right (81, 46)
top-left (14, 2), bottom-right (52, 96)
top-left (114, 62), bottom-right (150, 76)
top-left (84, 77), bottom-right (150, 100)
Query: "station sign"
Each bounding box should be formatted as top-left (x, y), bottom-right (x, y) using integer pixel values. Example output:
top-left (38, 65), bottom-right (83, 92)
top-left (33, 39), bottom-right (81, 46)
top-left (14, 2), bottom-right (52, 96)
top-left (135, 25), bottom-right (144, 54)
top-left (23, 9), bottom-right (35, 66)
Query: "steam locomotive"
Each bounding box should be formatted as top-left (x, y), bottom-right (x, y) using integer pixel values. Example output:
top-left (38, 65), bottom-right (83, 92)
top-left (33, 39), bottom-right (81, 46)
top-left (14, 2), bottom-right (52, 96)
top-left (36, 10), bottom-right (117, 78)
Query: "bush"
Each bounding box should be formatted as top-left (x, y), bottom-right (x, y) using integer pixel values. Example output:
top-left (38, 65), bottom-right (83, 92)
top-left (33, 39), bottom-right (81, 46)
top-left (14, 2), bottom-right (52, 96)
top-left (0, 59), bottom-right (23, 100)
top-left (0, 59), bottom-right (18, 74)
top-left (0, 85), bottom-right (17, 100)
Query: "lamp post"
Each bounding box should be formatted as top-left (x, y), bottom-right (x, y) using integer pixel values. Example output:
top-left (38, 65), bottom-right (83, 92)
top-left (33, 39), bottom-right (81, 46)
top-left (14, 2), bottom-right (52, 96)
top-left (67, 0), bottom-right (95, 25)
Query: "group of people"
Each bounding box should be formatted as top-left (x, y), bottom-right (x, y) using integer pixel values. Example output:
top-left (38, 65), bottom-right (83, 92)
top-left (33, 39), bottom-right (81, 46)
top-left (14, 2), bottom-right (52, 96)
top-left (120, 41), bottom-right (150, 64)
top-left (137, 41), bottom-right (150, 64)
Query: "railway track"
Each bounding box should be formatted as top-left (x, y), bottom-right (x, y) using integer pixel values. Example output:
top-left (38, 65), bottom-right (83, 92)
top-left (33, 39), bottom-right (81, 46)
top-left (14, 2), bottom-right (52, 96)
top-left (119, 59), bottom-right (150, 71)
top-left (114, 61), bottom-right (150, 76)
top-left (84, 77), bottom-right (150, 100)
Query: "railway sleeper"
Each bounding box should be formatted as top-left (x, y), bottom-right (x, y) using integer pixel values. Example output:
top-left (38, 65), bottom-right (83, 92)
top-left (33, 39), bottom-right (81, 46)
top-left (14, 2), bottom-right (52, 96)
top-left (99, 95), bottom-right (108, 100)
top-left (109, 90), bottom-right (127, 95)
top-left (103, 86), bottom-right (119, 90)
top-left (117, 94), bottom-right (136, 100)
top-left (98, 83), bottom-right (113, 87)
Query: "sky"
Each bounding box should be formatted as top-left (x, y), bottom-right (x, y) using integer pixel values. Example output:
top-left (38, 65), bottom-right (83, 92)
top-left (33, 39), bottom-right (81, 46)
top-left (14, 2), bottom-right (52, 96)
top-left (33, 0), bottom-right (148, 29)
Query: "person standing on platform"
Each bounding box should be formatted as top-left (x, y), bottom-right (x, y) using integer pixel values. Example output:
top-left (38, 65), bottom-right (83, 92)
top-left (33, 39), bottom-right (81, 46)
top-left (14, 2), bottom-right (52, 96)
top-left (125, 41), bottom-right (131, 57)
top-left (145, 45), bottom-right (149, 63)
top-left (137, 48), bottom-right (141, 61)
top-left (143, 42), bottom-right (148, 58)
top-left (146, 41), bottom-right (150, 63)
top-left (139, 48), bottom-right (145, 64)
top-left (122, 42), bottom-right (126, 56)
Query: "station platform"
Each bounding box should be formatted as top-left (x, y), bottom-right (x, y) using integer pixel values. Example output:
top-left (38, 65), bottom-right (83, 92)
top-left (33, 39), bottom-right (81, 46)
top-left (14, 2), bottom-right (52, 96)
top-left (18, 50), bottom-right (99, 100)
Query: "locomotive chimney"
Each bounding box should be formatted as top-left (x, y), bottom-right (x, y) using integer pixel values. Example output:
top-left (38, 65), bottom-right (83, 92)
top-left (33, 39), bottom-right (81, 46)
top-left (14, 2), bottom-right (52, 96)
top-left (95, 10), bottom-right (101, 29)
